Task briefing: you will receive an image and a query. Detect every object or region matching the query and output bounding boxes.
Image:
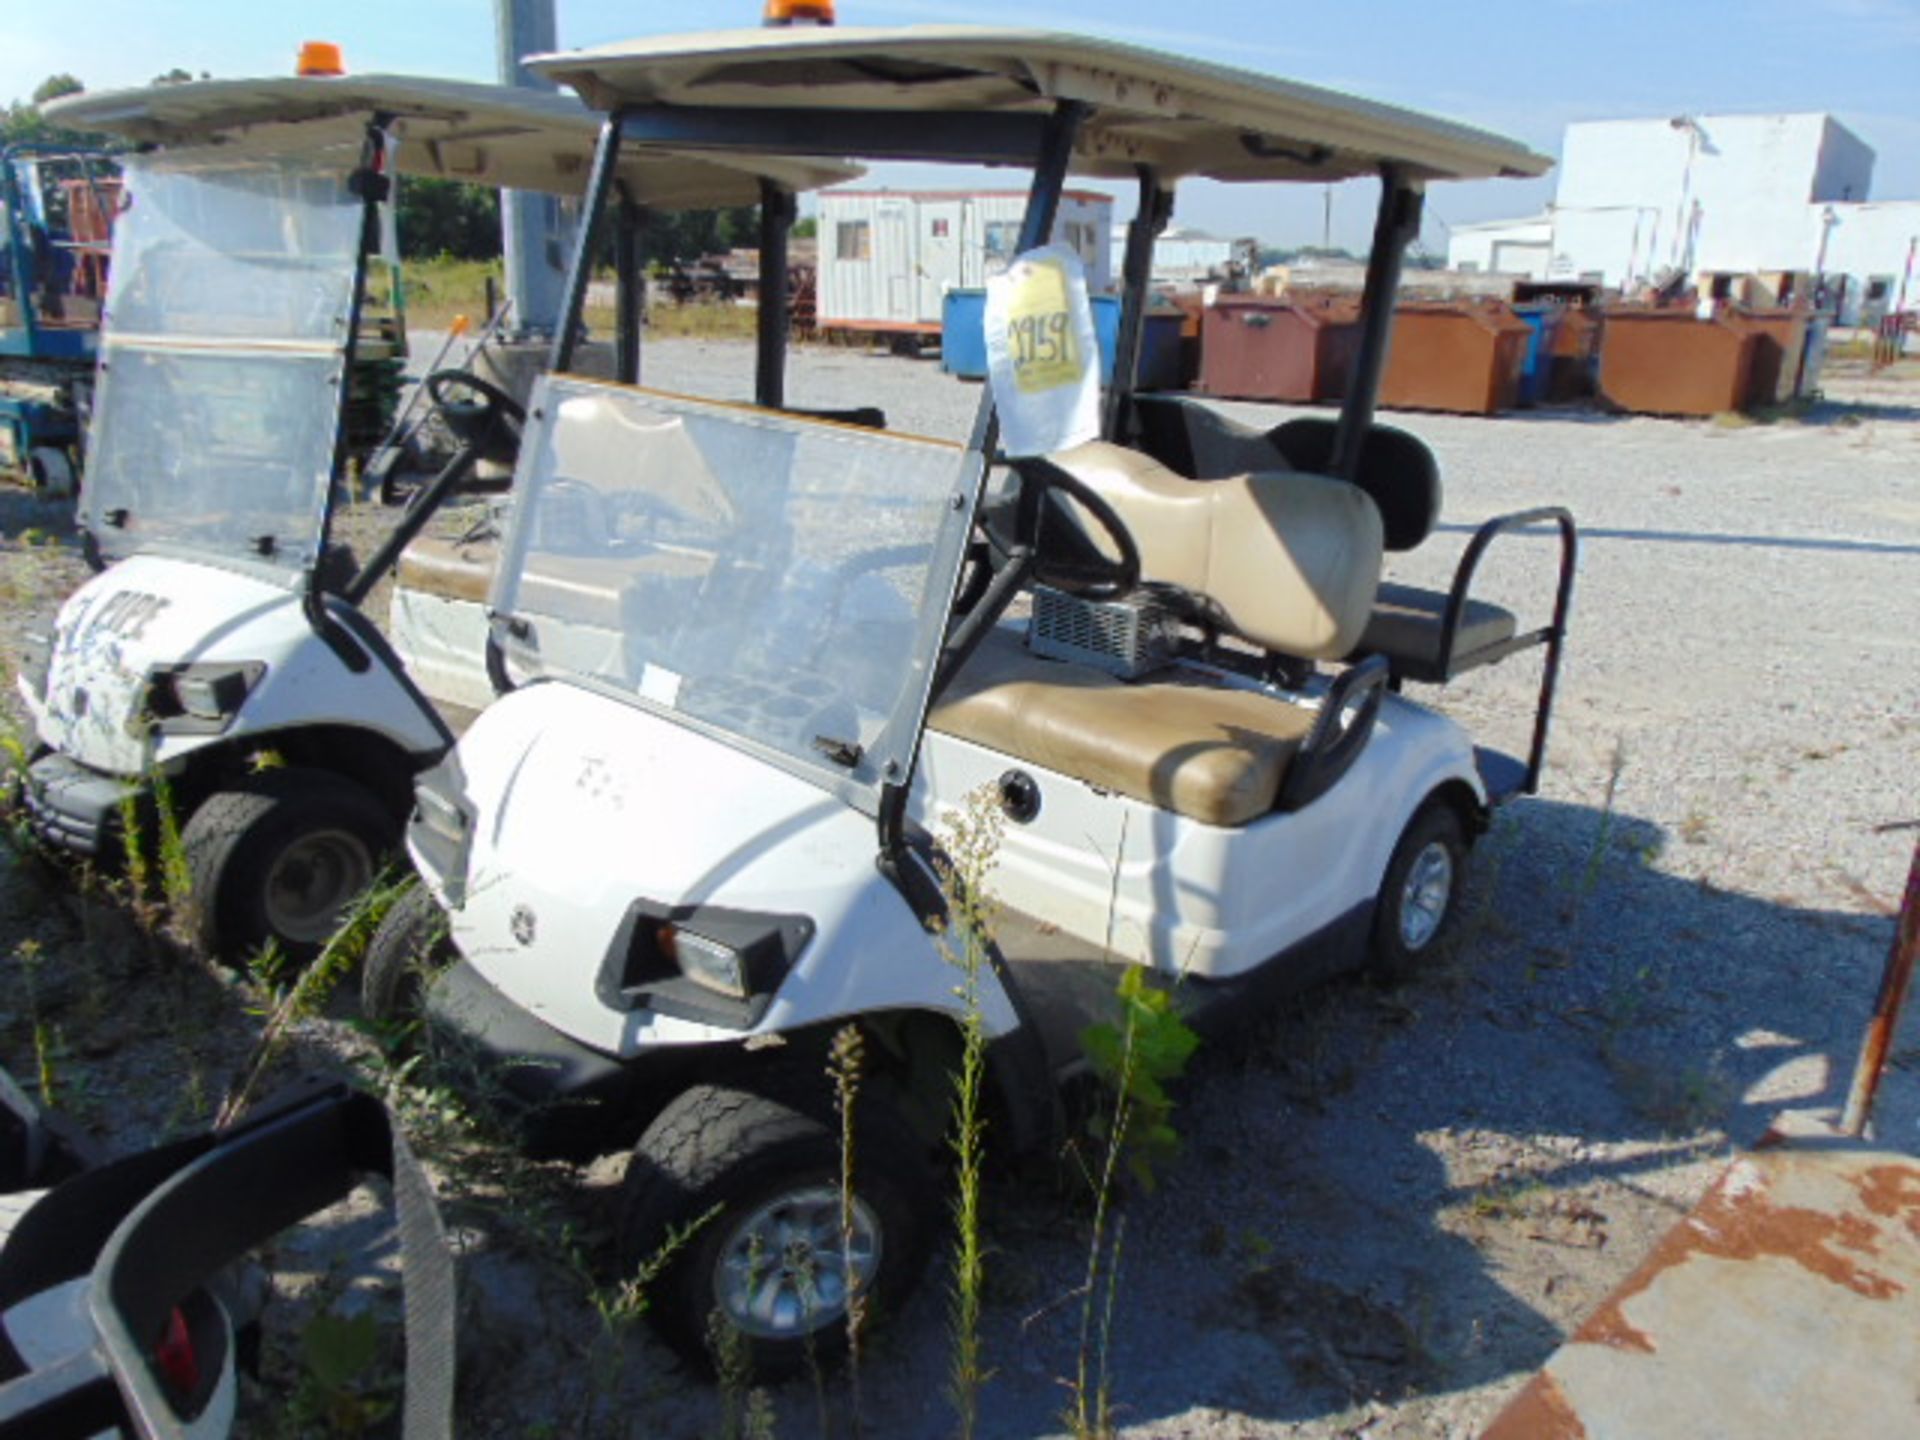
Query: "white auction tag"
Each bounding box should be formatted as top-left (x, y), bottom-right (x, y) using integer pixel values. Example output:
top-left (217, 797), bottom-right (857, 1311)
top-left (985, 243), bottom-right (1100, 458)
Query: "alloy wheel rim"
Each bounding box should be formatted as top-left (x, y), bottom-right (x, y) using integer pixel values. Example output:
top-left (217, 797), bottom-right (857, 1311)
top-left (263, 829), bottom-right (374, 944)
top-left (713, 1185), bottom-right (881, 1340)
top-left (1398, 841), bottom-right (1454, 951)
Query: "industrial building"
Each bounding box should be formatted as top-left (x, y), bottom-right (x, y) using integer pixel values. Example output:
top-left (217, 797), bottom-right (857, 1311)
top-left (1451, 112), bottom-right (1920, 324)
top-left (1106, 225), bottom-right (1259, 287)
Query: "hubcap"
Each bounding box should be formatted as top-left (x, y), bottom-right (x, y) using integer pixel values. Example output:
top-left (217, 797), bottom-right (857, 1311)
top-left (1398, 841), bottom-right (1455, 951)
top-left (714, 1186), bottom-right (881, 1341)
top-left (262, 829), bottom-right (374, 944)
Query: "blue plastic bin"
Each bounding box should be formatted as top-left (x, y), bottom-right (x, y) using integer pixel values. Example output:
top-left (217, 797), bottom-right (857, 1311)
top-left (1511, 304), bottom-right (1562, 406)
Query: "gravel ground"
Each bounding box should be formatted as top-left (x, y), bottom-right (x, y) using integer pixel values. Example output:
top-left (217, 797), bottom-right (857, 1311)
top-left (1, 338), bottom-right (1915, 1438)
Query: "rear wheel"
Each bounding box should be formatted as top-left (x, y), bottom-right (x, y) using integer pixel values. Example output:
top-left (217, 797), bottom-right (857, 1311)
top-left (1368, 802), bottom-right (1466, 983)
top-left (28, 446), bottom-right (75, 499)
top-left (181, 768), bottom-right (390, 964)
top-left (361, 881), bottom-right (452, 1024)
top-left (618, 1080), bottom-right (934, 1379)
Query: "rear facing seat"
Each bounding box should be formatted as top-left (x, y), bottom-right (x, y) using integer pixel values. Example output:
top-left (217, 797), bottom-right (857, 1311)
top-left (1128, 395), bottom-right (1520, 682)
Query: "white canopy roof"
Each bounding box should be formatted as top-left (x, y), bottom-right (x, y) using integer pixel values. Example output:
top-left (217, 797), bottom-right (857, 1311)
top-left (45, 73), bottom-right (859, 206)
top-left (531, 26), bottom-right (1550, 185)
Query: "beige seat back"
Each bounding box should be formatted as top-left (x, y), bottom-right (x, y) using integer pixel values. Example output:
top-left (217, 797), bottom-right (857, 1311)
top-left (1048, 440), bottom-right (1384, 660)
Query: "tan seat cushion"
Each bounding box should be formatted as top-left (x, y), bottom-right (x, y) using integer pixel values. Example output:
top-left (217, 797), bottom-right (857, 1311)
top-left (1048, 441), bottom-right (1383, 660)
top-left (929, 631), bottom-right (1316, 827)
top-left (520, 550), bottom-right (714, 630)
top-left (396, 535), bottom-right (497, 604)
top-left (1361, 582), bottom-right (1517, 674)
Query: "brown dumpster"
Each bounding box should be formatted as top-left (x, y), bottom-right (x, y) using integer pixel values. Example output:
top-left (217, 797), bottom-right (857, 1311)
top-left (1379, 302), bottom-right (1532, 415)
top-left (1731, 306), bottom-right (1811, 407)
top-left (1599, 309), bottom-right (1756, 417)
top-left (1197, 296), bottom-right (1361, 403)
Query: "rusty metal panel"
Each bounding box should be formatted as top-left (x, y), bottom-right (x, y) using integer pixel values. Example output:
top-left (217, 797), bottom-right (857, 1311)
top-left (1483, 1127), bottom-right (1920, 1440)
top-left (1598, 311), bottom-right (1757, 417)
top-left (1197, 296), bottom-right (1360, 402)
top-left (1378, 302), bottom-right (1532, 415)
top-left (1732, 308), bottom-right (1813, 408)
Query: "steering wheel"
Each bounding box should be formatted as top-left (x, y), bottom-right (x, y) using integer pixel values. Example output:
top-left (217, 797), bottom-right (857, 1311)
top-left (1011, 459), bottom-right (1142, 602)
top-left (424, 369), bottom-right (526, 465)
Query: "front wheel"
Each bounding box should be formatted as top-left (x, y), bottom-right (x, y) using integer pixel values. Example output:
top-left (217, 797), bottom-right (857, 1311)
top-left (618, 1080), bottom-right (935, 1379)
top-left (1368, 802), bottom-right (1467, 983)
top-left (361, 881), bottom-right (453, 1024)
top-left (181, 768), bottom-right (391, 964)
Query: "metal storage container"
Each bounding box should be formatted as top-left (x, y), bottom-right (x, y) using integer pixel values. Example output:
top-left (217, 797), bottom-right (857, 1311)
top-left (1598, 310), bottom-right (1757, 417)
top-left (1731, 307), bottom-right (1813, 407)
top-left (1378, 302), bottom-right (1532, 415)
top-left (1196, 296), bottom-right (1361, 403)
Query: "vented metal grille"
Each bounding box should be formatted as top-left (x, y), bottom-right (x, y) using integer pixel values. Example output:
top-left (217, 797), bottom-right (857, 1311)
top-left (1028, 586), bottom-right (1176, 679)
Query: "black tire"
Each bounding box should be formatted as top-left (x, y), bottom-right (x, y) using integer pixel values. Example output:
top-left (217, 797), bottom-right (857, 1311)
top-left (1368, 802), bottom-right (1467, 983)
top-left (361, 881), bottom-right (452, 1023)
top-left (619, 1079), bottom-right (935, 1379)
top-left (181, 768), bottom-right (392, 964)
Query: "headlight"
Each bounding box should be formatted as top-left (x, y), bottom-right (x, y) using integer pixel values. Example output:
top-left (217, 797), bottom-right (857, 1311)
top-left (140, 662), bottom-right (265, 734)
top-left (19, 630), bottom-right (52, 702)
top-left (598, 903), bottom-right (813, 1026)
top-left (408, 759), bottom-right (474, 905)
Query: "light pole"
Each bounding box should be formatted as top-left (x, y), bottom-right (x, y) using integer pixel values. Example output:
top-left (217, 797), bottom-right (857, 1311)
top-left (495, 0), bottom-right (572, 338)
top-left (1668, 115), bottom-right (1704, 278)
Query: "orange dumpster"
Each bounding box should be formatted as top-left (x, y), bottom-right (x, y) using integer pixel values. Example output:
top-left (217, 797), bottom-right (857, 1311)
top-left (1379, 302), bottom-right (1532, 415)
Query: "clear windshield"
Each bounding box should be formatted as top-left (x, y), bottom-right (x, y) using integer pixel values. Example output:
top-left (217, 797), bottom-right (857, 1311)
top-left (80, 144), bottom-right (364, 569)
top-left (493, 379), bottom-right (983, 805)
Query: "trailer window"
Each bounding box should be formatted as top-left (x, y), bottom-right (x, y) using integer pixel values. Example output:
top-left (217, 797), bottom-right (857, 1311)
top-left (835, 220), bottom-right (871, 261)
top-left (984, 221), bottom-right (1019, 263)
top-left (930, 218), bottom-right (950, 237)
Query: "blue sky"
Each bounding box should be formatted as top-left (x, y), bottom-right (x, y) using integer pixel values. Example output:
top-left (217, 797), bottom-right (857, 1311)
top-left (10, 0), bottom-right (1919, 251)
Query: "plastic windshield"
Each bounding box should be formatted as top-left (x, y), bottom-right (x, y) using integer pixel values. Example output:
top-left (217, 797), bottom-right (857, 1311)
top-left (493, 379), bottom-right (983, 806)
top-left (80, 144), bottom-right (364, 570)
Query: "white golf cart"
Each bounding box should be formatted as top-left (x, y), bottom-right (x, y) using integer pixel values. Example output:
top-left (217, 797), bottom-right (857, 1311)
top-left (374, 25), bottom-right (1576, 1368)
top-left (16, 74), bottom-right (850, 960)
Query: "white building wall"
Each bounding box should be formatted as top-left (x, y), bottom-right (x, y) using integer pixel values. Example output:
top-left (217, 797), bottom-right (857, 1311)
top-left (1820, 202), bottom-right (1920, 320)
top-left (1445, 216), bottom-right (1551, 277)
top-left (1547, 113), bottom-right (1876, 286)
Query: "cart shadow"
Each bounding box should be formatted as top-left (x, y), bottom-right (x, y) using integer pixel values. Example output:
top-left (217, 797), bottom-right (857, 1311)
top-left (859, 791), bottom-right (1899, 1439)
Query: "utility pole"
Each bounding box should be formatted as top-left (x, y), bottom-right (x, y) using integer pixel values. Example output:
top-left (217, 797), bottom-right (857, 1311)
top-left (495, 0), bottom-right (571, 338)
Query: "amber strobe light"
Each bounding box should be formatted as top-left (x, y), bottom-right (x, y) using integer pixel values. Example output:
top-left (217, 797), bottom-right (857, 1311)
top-left (296, 40), bottom-right (346, 77)
top-left (764, 0), bottom-right (836, 25)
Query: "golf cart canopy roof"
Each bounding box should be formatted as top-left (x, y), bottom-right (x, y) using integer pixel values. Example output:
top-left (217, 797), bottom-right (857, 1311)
top-left (529, 26), bottom-right (1550, 184)
top-left (46, 74), bottom-right (859, 205)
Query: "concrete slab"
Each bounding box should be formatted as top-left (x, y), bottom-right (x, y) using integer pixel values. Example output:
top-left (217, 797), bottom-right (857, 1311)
top-left (1483, 1116), bottom-right (1920, 1438)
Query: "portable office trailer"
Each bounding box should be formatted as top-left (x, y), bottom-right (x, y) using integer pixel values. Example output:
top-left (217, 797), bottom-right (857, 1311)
top-left (818, 188), bottom-right (1112, 338)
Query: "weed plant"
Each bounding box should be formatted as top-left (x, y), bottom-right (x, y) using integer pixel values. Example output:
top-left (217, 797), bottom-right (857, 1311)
top-left (828, 1021), bottom-right (870, 1435)
top-left (931, 785), bottom-right (1006, 1440)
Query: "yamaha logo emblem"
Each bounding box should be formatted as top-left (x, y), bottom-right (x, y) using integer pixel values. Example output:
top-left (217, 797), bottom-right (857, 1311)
top-left (510, 905), bottom-right (537, 946)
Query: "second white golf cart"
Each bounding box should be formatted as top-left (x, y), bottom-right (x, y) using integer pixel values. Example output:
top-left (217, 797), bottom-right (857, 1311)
top-left (375, 24), bottom-right (1577, 1369)
top-left (17, 74), bottom-right (849, 960)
